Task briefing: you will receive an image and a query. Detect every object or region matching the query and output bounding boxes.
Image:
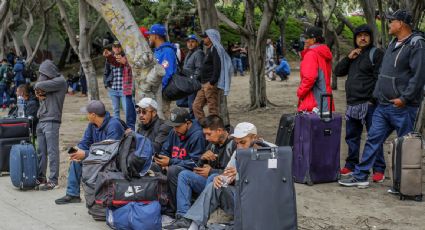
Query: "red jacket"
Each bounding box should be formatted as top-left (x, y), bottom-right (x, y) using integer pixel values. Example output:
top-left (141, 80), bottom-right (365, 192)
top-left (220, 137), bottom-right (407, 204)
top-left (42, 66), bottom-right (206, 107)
top-left (297, 44), bottom-right (334, 112)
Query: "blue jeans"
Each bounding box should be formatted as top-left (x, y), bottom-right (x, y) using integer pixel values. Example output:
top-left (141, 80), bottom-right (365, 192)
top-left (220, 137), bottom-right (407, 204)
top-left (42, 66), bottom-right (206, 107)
top-left (232, 58), bottom-right (243, 75)
top-left (176, 170), bottom-right (217, 216)
top-left (66, 161), bottom-right (82, 196)
top-left (0, 83), bottom-right (10, 106)
top-left (69, 82), bottom-right (79, 92)
top-left (108, 88), bottom-right (126, 119)
top-left (345, 104), bottom-right (385, 173)
top-left (125, 95), bottom-right (136, 130)
top-left (353, 104), bottom-right (418, 181)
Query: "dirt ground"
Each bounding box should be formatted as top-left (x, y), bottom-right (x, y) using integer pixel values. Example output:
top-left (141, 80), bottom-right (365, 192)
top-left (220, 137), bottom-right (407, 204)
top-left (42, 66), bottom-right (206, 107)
top-left (53, 66), bottom-right (425, 229)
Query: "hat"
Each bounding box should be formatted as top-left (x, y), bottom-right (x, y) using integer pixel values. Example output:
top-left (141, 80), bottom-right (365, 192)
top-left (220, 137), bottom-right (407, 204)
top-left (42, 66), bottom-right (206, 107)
top-left (186, 34), bottom-right (199, 42)
top-left (136, 98), bottom-right (158, 110)
top-left (386, 9), bottom-right (413, 27)
top-left (80, 100), bottom-right (106, 116)
top-left (139, 26), bottom-right (149, 38)
top-left (199, 32), bottom-right (208, 38)
top-left (166, 108), bottom-right (191, 127)
top-left (147, 24), bottom-right (167, 37)
top-left (112, 41), bottom-right (121, 47)
top-left (304, 27), bottom-right (323, 39)
top-left (230, 122), bottom-right (257, 138)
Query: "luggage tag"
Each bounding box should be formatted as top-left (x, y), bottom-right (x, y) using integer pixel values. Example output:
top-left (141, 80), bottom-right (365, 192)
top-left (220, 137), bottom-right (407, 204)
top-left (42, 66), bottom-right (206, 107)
top-left (268, 150), bottom-right (277, 169)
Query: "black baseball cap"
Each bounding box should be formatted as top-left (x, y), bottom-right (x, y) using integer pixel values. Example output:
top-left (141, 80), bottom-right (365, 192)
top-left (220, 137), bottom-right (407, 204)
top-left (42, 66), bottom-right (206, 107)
top-left (166, 108), bottom-right (191, 127)
top-left (199, 32), bottom-right (208, 38)
top-left (304, 27), bottom-right (323, 39)
top-left (112, 40), bottom-right (121, 47)
top-left (386, 9), bottom-right (413, 27)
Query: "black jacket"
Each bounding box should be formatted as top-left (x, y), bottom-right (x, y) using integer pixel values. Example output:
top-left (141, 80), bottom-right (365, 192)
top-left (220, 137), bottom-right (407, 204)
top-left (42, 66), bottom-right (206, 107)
top-left (137, 116), bottom-right (172, 154)
top-left (199, 46), bottom-right (221, 85)
top-left (373, 33), bottom-right (425, 106)
top-left (335, 46), bottom-right (384, 105)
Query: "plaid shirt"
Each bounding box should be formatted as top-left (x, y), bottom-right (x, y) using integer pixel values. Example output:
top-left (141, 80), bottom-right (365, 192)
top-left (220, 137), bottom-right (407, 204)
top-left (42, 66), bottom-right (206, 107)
top-left (111, 65), bottom-right (123, 91)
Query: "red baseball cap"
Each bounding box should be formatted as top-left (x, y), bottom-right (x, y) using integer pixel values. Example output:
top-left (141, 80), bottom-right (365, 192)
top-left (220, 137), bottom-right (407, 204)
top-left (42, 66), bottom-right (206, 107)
top-left (139, 26), bottom-right (149, 38)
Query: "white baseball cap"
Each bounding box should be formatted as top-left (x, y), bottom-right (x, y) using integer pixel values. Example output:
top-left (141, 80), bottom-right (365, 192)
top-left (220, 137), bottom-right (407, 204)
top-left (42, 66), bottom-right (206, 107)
top-left (136, 98), bottom-right (158, 110)
top-left (230, 122), bottom-right (257, 138)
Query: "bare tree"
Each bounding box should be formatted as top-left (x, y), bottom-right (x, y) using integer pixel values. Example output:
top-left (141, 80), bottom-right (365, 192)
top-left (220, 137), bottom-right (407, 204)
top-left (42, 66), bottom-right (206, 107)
top-left (0, 0), bottom-right (10, 25)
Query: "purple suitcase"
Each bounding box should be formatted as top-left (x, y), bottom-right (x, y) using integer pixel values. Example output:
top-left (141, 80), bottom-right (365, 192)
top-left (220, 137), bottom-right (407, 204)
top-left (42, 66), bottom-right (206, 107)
top-left (293, 94), bottom-right (341, 185)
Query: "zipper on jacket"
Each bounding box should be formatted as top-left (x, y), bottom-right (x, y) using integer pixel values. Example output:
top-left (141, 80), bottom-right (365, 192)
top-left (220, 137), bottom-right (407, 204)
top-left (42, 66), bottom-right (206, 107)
top-left (394, 44), bottom-right (405, 68)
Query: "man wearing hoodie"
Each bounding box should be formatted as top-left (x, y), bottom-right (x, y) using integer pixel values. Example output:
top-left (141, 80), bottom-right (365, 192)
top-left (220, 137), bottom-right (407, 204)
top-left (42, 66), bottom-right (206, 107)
top-left (193, 29), bottom-right (233, 121)
top-left (35, 60), bottom-right (68, 190)
top-left (147, 23), bottom-right (177, 119)
top-left (54, 100), bottom-right (125, 204)
top-left (339, 10), bottom-right (425, 189)
top-left (154, 107), bottom-right (206, 213)
top-left (13, 58), bottom-right (25, 88)
top-left (334, 24), bottom-right (386, 183)
top-left (297, 26), bottom-right (334, 112)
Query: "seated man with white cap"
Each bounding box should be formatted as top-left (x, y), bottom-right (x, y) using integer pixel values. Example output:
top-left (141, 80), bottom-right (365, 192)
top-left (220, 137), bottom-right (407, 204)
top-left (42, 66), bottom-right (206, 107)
top-left (165, 122), bottom-right (275, 229)
top-left (54, 100), bottom-right (125, 205)
top-left (136, 97), bottom-right (172, 154)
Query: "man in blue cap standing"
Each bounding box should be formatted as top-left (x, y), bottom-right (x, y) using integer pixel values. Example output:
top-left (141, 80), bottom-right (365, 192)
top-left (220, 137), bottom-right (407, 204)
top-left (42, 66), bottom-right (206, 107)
top-left (147, 23), bottom-right (177, 119)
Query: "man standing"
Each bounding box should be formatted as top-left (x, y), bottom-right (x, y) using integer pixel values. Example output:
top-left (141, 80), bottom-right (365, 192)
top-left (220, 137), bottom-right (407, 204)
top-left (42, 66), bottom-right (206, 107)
top-left (231, 43), bottom-right (244, 76)
top-left (178, 34), bottom-right (204, 117)
top-left (334, 24), bottom-right (386, 182)
top-left (147, 23), bottom-right (177, 119)
top-left (193, 29), bottom-right (232, 121)
top-left (55, 100), bottom-right (125, 204)
top-left (136, 97), bottom-right (172, 153)
top-left (339, 10), bottom-right (425, 188)
top-left (35, 60), bottom-right (68, 190)
top-left (265, 39), bottom-right (275, 81)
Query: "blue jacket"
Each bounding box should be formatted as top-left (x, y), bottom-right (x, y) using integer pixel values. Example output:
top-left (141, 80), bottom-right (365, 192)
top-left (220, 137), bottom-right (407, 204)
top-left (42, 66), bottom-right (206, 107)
top-left (276, 58), bottom-right (291, 75)
top-left (154, 42), bottom-right (177, 89)
top-left (13, 61), bottom-right (25, 82)
top-left (79, 112), bottom-right (125, 158)
top-left (160, 120), bottom-right (206, 169)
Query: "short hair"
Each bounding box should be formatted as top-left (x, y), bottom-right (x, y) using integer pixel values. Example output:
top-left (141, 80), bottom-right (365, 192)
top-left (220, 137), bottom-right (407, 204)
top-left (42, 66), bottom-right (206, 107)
top-left (200, 115), bottom-right (225, 130)
top-left (17, 84), bottom-right (30, 98)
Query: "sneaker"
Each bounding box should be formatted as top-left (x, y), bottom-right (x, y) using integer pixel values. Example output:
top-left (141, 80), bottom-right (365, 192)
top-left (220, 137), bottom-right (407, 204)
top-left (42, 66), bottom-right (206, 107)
top-left (338, 176), bottom-right (369, 188)
top-left (387, 187), bottom-right (400, 195)
top-left (164, 217), bottom-right (191, 229)
top-left (39, 182), bottom-right (58, 191)
top-left (340, 167), bottom-right (353, 176)
top-left (55, 195), bottom-right (81, 205)
top-left (372, 172), bottom-right (385, 183)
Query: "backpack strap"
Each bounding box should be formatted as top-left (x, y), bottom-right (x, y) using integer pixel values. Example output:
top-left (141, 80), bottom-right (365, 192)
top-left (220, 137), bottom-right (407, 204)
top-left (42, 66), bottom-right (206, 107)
top-left (369, 47), bottom-right (377, 66)
top-left (409, 35), bottom-right (425, 47)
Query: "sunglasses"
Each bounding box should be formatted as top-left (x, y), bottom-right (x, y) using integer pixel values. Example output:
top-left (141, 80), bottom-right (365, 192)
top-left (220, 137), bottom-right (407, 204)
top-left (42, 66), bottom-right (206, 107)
top-left (136, 108), bottom-right (153, 115)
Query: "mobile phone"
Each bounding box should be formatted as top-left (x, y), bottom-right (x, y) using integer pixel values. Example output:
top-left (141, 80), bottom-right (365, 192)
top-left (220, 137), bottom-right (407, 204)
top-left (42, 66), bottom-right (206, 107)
top-left (68, 146), bottom-right (78, 154)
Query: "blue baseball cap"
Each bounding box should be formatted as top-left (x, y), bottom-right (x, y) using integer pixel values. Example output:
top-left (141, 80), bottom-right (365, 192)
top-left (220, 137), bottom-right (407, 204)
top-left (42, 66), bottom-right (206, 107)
top-left (147, 24), bottom-right (167, 37)
top-left (185, 34), bottom-right (199, 42)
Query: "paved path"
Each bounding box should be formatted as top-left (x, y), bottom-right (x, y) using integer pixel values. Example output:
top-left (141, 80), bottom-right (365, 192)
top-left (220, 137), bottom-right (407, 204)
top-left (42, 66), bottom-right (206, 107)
top-left (0, 176), bottom-right (107, 230)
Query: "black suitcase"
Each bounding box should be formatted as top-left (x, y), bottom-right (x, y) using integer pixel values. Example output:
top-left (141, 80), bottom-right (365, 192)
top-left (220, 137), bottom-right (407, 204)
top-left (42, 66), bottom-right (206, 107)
top-left (234, 146), bottom-right (297, 230)
top-left (0, 118), bottom-right (30, 138)
top-left (0, 137), bottom-right (31, 174)
top-left (275, 114), bottom-right (296, 146)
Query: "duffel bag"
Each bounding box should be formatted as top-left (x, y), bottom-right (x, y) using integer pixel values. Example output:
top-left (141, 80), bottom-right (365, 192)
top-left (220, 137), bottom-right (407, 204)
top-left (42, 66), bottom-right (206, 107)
top-left (162, 73), bottom-right (201, 101)
top-left (106, 201), bottom-right (162, 230)
top-left (95, 170), bottom-right (168, 208)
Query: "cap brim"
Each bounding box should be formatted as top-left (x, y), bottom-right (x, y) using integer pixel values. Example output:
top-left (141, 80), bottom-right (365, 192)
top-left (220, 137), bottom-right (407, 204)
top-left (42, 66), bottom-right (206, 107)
top-left (230, 133), bottom-right (246, 139)
top-left (165, 120), bottom-right (184, 127)
top-left (199, 34), bottom-right (208, 38)
top-left (385, 14), bottom-right (397, 20)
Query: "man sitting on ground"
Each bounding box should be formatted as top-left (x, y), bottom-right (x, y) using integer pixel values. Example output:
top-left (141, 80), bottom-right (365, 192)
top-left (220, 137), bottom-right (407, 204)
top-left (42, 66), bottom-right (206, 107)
top-left (55, 100), bottom-right (125, 204)
top-left (154, 107), bottom-right (206, 213)
top-left (164, 115), bottom-right (236, 229)
top-left (136, 97), bottom-right (172, 154)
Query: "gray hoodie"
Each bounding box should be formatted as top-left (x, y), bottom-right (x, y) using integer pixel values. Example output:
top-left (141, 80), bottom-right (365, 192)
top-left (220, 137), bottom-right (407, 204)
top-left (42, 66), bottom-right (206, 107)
top-left (35, 60), bottom-right (68, 123)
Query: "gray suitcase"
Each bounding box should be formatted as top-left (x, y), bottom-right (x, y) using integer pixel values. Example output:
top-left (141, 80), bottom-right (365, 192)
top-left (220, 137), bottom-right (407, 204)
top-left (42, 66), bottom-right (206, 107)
top-left (390, 132), bottom-right (423, 201)
top-left (234, 146), bottom-right (297, 230)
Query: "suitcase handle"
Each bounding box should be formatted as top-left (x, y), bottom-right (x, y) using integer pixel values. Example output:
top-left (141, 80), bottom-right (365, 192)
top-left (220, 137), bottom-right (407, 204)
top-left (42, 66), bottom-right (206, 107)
top-left (320, 94), bottom-right (333, 120)
top-left (250, 147), bottom-right (279, 161)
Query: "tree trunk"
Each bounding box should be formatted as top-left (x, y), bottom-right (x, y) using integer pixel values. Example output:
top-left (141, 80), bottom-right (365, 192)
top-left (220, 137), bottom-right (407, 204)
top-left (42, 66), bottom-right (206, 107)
top-left (84, 0), bottom-right (164, 115)
top-left (377, 0), bottom-right (387, 48)
top-left (359, 0), bottom-right (380, 47)
top-left (58, 38), bottom-right (70, 70)
top-left (276, 15), bottom-right (288, 57)
top-left (22, 6), bottom-right (34, 60)
top-left (79, 0), bottom-right (99, 100)
top-left (0, 11), bottom-right (11, 59)
top-left (402, 0), bottom-right (425, 29)
top-left (0, 0), bottom-right (10, 26)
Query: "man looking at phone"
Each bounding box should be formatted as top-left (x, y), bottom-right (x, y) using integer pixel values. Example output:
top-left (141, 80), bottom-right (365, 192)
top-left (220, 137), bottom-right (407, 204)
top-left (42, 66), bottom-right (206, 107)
top-left (154, 107), bottom-right (206, 213)
top-left (54, 100), bottom-right (125, 205)
top-left (164, 115), bottom-right (236, 229)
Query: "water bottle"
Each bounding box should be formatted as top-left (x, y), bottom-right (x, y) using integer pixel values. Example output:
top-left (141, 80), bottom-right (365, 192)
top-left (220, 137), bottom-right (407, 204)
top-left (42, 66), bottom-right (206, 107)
top-left (17, 96), bottom-right (25, 117)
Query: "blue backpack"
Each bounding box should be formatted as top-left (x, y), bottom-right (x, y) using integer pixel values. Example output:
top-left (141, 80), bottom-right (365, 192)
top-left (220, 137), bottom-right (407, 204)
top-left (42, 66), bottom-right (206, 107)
top-left (106, 201), bottom-right (162, 230)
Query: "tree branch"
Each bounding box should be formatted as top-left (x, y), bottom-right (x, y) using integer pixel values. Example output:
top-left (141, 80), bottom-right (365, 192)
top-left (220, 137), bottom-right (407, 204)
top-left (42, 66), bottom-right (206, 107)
top-left (0, 0), bottom-right (10, 25)
top-left (216, 9), bottom-right (250, 37)
top-left (88, 15), bottom-right (103, 41)
top-left (56, 0), bottom-right (79, 56)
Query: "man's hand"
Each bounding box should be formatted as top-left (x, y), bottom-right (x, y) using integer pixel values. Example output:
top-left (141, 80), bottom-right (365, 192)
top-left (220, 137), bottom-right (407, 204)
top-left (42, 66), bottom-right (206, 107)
top-left (69, 149), bottom-right (86, 162)
top-left (213, 175), bottom-right (224, 189)
top-left (223, 167), bottom-right (237, 184)
top-left (348, 48), bottom-right (362, 59)
top-left (118, 56), bottom-right (127, 65)
top-left (103, 49), bottom-right (112, 57)
top-left (201, 150), bottom-right (217, 161)
top-left (154, 154), bottom-right (170, 167)
top-left (35, 88), bottom-right (46, 100)
top-left (390, 98), bottom-right (405, 108)
top-left (193, 165), bottom-right (211, 178)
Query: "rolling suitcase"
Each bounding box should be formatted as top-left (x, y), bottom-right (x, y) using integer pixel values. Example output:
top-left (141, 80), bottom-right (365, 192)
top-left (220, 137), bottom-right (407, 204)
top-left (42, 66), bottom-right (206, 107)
top-left (9, 142), bottom-right (38, 190)
top-left (293, 94), bottom-right (341, 185)
top-left (234, 146), bottom-right (297, 230)
top-left (390, 133), bottom-right (423, 201)
top-left (275, 114), bottom-right (296, 146)
top-left (0, 136), bottom-right (31, 174)
top-left (0, 118), bottom-right (30, 138)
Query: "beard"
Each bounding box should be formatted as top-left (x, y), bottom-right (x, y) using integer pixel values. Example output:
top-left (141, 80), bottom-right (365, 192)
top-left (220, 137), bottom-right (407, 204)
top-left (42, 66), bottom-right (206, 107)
top-left (149, 40), bottom-right (155, 49)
